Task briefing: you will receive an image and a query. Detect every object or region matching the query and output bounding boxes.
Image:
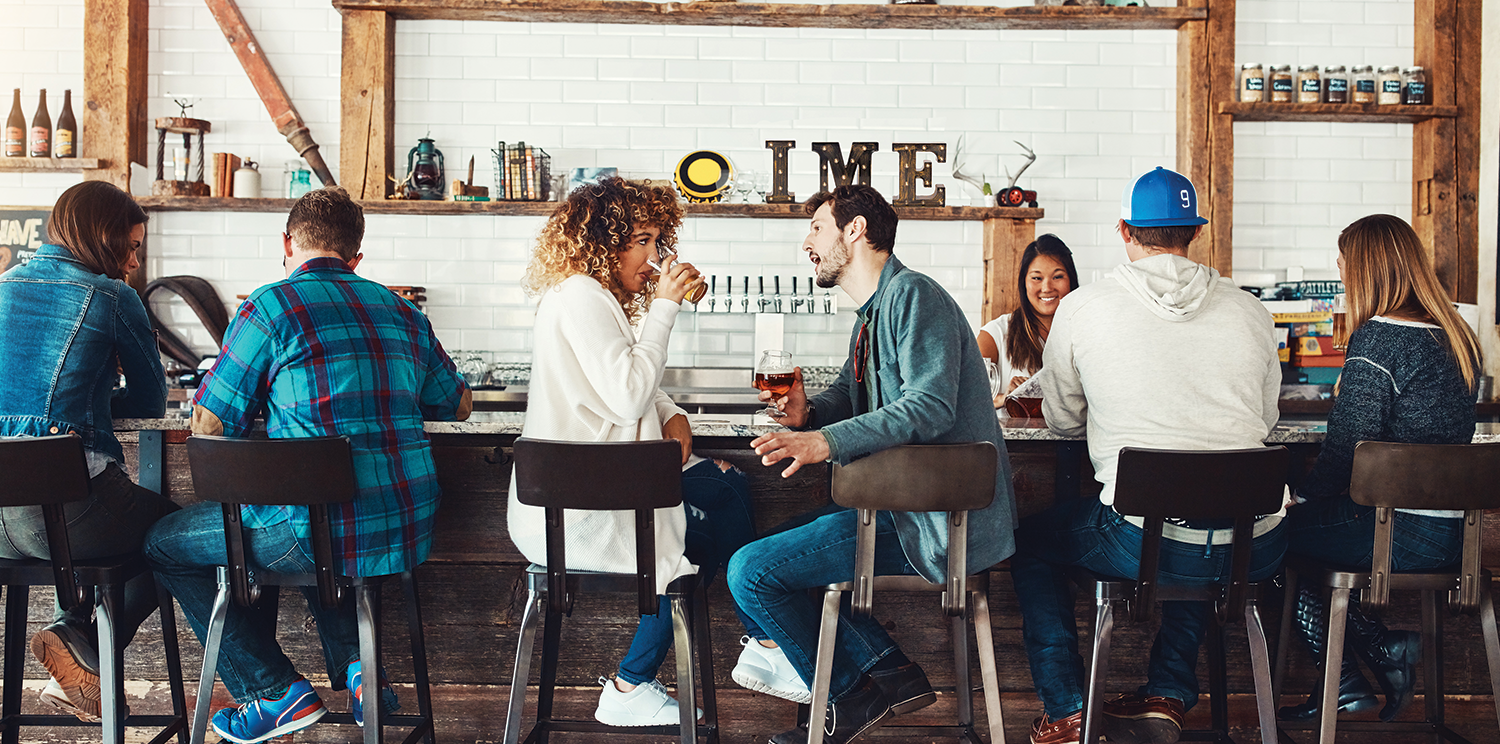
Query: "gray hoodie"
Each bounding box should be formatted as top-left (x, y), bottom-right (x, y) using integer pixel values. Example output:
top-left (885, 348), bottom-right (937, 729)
top-left (1039, 254), bottom-right (1282, 535)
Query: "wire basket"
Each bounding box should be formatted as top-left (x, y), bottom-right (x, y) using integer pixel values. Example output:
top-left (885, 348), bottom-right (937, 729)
top-left (492, 141), bottom-right (552, 201)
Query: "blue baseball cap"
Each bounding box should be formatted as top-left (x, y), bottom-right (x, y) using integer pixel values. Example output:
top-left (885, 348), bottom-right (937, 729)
top-left (1120, 166), bottom-right (1208, 227)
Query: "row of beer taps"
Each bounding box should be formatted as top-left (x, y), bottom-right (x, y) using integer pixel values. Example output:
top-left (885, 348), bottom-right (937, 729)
top-left (698, 276), bottom-right (838, 314)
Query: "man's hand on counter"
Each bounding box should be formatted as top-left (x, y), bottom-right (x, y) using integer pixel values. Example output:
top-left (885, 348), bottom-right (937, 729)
top-left (750, 430), bottom-right (830, 478)
top-left (663, 413), bottom-right (693, 466)
top-left (759, 366), bottom-right (810, 428)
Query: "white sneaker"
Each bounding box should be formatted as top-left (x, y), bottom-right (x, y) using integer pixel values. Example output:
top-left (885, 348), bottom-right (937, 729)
top-left (593, 677), bottom-right (701, 727)
top-left (731, 636), bottom-right (812, 703)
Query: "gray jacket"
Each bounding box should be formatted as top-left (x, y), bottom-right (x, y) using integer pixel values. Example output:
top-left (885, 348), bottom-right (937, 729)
top-left (807, 255), bottom-right (1017, 582)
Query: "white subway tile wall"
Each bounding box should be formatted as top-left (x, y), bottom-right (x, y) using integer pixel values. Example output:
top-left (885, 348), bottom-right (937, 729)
top-left (0, 0), bottom-right (1415, 366)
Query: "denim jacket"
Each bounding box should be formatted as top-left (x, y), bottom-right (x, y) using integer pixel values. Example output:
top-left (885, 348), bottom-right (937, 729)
top-left (0, 244), bottom-right (166, 462)
top-left (807, 255), bottom-right (1018, 582)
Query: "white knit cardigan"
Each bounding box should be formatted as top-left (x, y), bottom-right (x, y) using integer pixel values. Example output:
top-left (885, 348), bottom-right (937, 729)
top-left (506, 274), bottom-right (696, 594)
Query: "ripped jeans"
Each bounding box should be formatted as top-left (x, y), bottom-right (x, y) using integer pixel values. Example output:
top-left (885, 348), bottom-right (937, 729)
top-left (616, 458), bottom-right (758, 686)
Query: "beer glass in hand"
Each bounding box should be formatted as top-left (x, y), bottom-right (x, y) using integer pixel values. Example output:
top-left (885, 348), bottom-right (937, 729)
top-left (647, 246), bottom-right (707, 303)
top-left (753, 350), bottom-right (795, 418)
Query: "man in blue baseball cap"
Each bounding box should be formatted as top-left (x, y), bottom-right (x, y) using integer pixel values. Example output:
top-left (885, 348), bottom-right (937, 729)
top-left (1015, 167), bottom-right (1285, 744)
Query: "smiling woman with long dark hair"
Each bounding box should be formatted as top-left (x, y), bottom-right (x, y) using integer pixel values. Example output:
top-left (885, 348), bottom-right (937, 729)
top-left (0, 180), bottom-right (174, 721)
top-left (977, 234), bottom-right (1079, 405)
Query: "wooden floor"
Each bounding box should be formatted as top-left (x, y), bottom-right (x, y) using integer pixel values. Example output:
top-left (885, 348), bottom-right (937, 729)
top-left (3, 680), bottom-right (1497, 744)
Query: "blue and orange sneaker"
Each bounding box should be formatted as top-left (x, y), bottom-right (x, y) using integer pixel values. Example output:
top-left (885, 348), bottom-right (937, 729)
top-left (347, 662), bottom-right (400, 727)
top-left (210, 676), bottom-right (327, 744)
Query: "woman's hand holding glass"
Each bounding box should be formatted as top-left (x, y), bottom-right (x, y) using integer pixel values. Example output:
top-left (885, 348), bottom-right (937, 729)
top-left (649, 251), bottom-right (702, 304)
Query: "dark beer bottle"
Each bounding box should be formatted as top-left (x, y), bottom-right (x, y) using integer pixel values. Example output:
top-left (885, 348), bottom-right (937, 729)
top-left (29, 89), bottom-right (50, 158)
top-left (4, 89), bottom-right (23, 157)
top-left (54, 89), bottom-right (76, 158)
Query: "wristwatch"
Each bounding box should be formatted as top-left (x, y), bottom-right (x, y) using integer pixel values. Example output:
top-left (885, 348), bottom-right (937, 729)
top-left (798, 400), bottom-right (817, 431)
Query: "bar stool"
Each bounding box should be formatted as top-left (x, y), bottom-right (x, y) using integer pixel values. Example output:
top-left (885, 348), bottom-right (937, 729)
top-left (1272, 441), bottom-right (1500, 744)
top-left (1076, 446), bottom-right (1289, 744)
top-left (183, 435), bottom-right (436, 744)
top-left (505, 437), bottom-right (717, 744)
top-left (0, 434), bottom-right (188, 744)
top-left (805, 442), bottom-right (1005, 744)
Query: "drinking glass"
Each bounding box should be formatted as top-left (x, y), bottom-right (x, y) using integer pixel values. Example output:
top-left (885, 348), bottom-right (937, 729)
top-left (1331, 293), bottom-right (1348, 351)
top-left (646, 246), bottom-right (707, 303)
top-left (720, 173), bottom-right (739, 203)
top-left (735, 172), bottom-right (757, 204)
top-left (753, 171), bottom-right (772, 203)
top-left (985, 359), bottom-right (1004, 399)
top-left (752, 350), bottom-right (795, 418)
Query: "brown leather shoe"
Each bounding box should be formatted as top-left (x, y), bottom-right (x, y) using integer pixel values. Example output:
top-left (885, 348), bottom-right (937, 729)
top-left (1029, 711), bottom-right (1082, 744)
top-left (1101, 694), bottom-right (1184, 744)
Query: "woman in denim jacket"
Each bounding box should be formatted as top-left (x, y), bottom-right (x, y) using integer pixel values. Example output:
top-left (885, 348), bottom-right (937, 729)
top-left (0, 181), bottom-right (175, 721)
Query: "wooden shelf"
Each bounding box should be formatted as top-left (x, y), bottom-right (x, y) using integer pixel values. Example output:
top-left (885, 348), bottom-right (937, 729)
top-left (0, 157), bottom-right (104, 172)
top-left (330, 0), bottom-right (1205, 30)
top-left (1219, 102), bottom-right (1460, 124)
top-left (138, 196), bottom-right (1041, 221)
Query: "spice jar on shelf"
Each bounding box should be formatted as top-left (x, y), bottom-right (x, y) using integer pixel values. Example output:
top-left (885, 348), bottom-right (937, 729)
top-left (1239, 63), bottom-right (1265, 102)
top-left (1402, 66), bottom-right (1429, 105)
top-left (1270, 65), bottom-right (1295, 103)
top-left (1322, 65), bottom-right (1350, 103)
top-left (1297, 65), bottom-right (1322, 104)
top-left (1351, 65), bottom-right (1377, 104)
top-left (1378, 66), bottom-right (1403, 104)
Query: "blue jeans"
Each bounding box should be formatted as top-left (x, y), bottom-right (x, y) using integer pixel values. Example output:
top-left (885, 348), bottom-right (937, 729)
top-left (727, 505), bottom-right (918, 701)
top-left (617, 459), bottom-right (758, 686)
top-left (143, 502), bottom-right (362, 702)
top-left (1286, 495), bottom-right (1463, 571)
top-left (1011, 498), bottom-right (1287, 720)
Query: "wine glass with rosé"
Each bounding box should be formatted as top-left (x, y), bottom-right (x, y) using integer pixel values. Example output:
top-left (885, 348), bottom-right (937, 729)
top-left (753, 350), bottom-right (795, 418)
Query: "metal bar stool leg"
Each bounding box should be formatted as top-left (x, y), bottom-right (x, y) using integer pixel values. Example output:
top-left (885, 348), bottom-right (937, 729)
top-left (691, 585), bottom-right (718, 740)
top-left (401, 571), bottom-right (435, 744)
top-left (1480, 581), bottom-right (1500, 732)
top-left (971, 585), bottom-right (1005, 744)
top-left (670, 591), bottom-right (698, 744)
top-left (157, 579), bottom-right (190, 744)
top-left (356, 583), bottom-right (383, 744)
top-left (1244, 599), bottom-right (1279, 744)
top-left (99, 582), bottom-right (128, 744)
top-left (1317, 587), bottom-right (1351, 744)
top-left (1272, 568), bottom-right (1298, 704)
top-left (1205, 618), bottom-right (1229, 739)
top-left (533, 589), bottom-right (564, 742)
top-left (2, 586), bottom-right (26, 744)
top-left (951, 609), bottom-right (975, 732)
top-left (503, 574), bottom-right (542, 744)
top-left (806, 588), bottom-right (843, 744)
top-left (1080, 593), bottom-right (1115, 744)
top-left (1422, 589), bottom-right (1444, 730)
top-left (191, 569), bottom-right (232, 744)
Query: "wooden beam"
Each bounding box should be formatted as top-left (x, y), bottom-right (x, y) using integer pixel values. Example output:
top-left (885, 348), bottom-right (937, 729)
top-left (1453, 0), bottom-right (1482, 304)
top-left (1413, 0), bottom-right (1460, 299)
top-left (329, 1), bottom-right (1206, 30)
top-left (982, 217), bottom-right (1037, 324)
top-left (340, 10), bottom-right (396, 200)
top-left (1205, 0), bottom-right (1235, 278)
top-left (83, 0), bottom-right (148, 292)
top-left (1176, 1), bottom-right (1212, 269)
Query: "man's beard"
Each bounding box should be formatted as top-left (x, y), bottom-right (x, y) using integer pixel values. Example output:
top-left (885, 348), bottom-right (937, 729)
top-left (814, 235), bottom-right (851, 288)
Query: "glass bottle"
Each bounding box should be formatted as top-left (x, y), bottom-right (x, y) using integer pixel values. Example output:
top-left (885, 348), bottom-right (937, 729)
top-left (5, 90), bottom-right (24, 157)
top-left (54, 90), bottom-right (76, 158)
top-left (1270, 65), bottom-right (1295, 103)
top-left (28, 89), bottom-right (50, 158)
top-left (1321, 65), bottom-right (1349, 104)
top-left (1239, 63), bottom-right (1265, 103)
top-left (1351, 65), bottom-right (1376, 104)
top-left (1377, 66), bottom-right (1403, 105)
top-left (1297, 65), bottom-right (1322, 104)
top-left (285, 161), bottom-right (312, 198)
top-left (1402, 66), bottom-right (1428, 105)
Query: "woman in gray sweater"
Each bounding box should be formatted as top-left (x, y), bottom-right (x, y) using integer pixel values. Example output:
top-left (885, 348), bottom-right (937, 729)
top-left (1280, 214), bottom-right (1481, 723)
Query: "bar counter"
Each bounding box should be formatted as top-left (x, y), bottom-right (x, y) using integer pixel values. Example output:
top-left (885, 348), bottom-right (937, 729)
top-left (78, 415), bottom-right (1500, 744)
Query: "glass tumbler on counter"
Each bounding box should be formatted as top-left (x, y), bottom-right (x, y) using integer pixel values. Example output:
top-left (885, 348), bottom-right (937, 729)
top-left (457, 351), bottom-right (490, 388)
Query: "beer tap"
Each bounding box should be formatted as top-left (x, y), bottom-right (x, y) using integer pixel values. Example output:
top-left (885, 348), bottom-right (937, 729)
top-left (791, 277), bottom-right (804, 314)
top-left (773, 276), bottom-right (783, 314)
top-left (820, 278), bottom-right (832, 314)
top-left (757, 276), bottom-right (768, 314)
top-left (741, 276), bottom-right (749, 314)
top-left (707, 275), bottom-right (717, 313)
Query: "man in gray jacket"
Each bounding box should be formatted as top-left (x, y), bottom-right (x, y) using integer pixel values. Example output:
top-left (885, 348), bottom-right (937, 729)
top-left (729, 184), bottom-right (1016, 744)
top-left (1021, 167), bottom-right (1285, 744)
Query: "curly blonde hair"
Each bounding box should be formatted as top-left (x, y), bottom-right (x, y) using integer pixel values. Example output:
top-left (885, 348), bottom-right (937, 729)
top-left (524, 177), bottom-right (683, 324)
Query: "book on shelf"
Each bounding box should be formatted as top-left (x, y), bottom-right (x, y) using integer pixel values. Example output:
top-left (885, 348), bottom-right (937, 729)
top-left (211, 152), bottom-right (241, 197)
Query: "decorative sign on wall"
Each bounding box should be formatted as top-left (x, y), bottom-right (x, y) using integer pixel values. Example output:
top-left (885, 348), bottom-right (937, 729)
top-left (764, 140), bottom-right (948, 207)
top-left (0, 209), bottom-right (49, 274)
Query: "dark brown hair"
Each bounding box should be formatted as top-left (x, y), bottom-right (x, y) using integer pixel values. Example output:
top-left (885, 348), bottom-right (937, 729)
top-left (286, 187), bottom-right (365, 261)
top-left (46, 181), bottom-right (147, 279)
top-left (803, 185), bottom-right (899, 253)
top-left (1124, 223), bottom-right (1198, 251)
top-left (1007, 234), bottom-right (1079, 375)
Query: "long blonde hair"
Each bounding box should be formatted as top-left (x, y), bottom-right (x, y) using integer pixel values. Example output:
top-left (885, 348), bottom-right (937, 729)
top-left (523, 177), bottom-right (683, 324)
top-left (1339, 214), bottom-right (1480, 389)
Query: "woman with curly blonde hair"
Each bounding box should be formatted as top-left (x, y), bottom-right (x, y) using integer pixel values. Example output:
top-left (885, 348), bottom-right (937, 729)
top-left (509, 177), bottom-right (758, 727)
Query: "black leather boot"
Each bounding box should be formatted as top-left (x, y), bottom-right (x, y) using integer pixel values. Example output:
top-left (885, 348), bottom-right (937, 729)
top-left (1278, 583), bottom-right (1380, 721)
top-left (1346, 600), bottom-right (1421, 722)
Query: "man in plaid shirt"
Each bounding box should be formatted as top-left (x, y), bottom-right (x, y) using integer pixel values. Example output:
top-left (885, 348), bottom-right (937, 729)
top-left (145, 188), bottom-right (470, 744)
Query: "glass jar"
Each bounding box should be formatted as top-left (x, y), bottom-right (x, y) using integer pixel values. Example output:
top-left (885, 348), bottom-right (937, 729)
top-left (1322, 65), bottom-right (1349, 103)
top-left (1351, 65), bottom-right (1376, 104)
top-left (1402, 66), bottom-right (1429, 105)
top-left (1270, 65), bottom-right (1294, 103)
top-left (1297, 65), bottom-right (1322, 104)
top-left (1377, 65), bottom-right (1403, 105)
top-left (1239, 62), bottom-right (1265, 103)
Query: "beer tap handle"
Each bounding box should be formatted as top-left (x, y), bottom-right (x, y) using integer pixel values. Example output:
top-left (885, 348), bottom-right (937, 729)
top-left (791, 277), bottom-right (800, 313)
top-left (708, 275), bottom-right (717, 312)
top-left (742, 276), bottom-right (750, 312)
top-left (774, 276), bottom-right (783, 313)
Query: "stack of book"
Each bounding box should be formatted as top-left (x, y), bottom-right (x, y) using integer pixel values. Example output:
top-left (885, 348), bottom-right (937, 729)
top-left (210, 153), bottom-right (241, 197)
top-left (491, 142), bottom-right (552, 201)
